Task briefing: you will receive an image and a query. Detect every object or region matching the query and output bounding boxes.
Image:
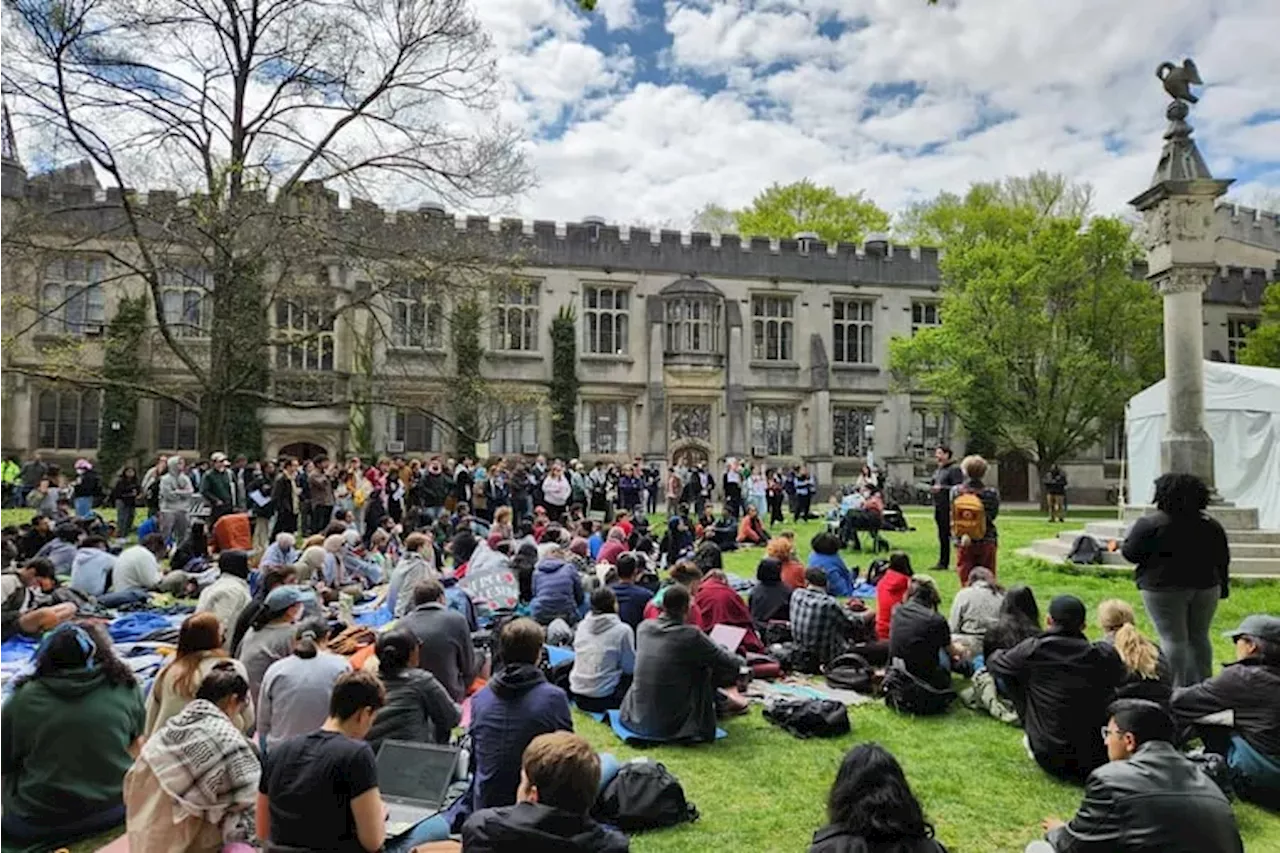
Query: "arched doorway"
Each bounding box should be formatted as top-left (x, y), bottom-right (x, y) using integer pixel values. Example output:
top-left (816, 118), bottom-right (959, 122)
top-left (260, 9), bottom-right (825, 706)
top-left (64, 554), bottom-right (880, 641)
top-left (998, 450), bottom-right (1030, 502)
top-left (671, 443), bottom-right (709, 469)
top-left (278, 441), bottom-right (328, 461)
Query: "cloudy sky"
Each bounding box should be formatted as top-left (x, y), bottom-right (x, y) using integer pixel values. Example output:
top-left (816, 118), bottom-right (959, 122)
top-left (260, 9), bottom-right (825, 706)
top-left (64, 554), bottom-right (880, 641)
top-left (471, 0), bottom-right (1280, 227)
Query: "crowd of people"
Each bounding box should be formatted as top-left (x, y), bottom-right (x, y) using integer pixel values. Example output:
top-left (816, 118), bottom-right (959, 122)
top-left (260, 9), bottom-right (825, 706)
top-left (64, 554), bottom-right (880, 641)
top-left (0, 440), bottom-right (1276, 852)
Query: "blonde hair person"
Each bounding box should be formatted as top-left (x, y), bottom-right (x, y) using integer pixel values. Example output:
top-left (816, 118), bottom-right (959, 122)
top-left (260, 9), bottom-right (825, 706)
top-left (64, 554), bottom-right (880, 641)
top-left (1098, 599), bottom-right (1162, 680)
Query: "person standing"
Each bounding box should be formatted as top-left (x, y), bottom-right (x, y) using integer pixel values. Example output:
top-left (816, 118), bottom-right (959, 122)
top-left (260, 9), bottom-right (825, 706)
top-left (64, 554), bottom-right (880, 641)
top-left (109, 467), bottom-right (141, 539)
top-left (271, 458), bottom-right (301, 539)
top-left (722, 459), bottom-right (743, 519)
top-left (1043, 465), bottom-right (1068, 523)
top-left (71, 458), bottom-right (101, 519)
top-left (1121, 473), bottom-right (1229, 688)
top-left (929, 445), bottom-right (964, 572)
top-left (201, 452), bottom-right (235, 526)
top-left (18, 453), bottom-right (47, 509)
top-left (308, 457), bottom-right (336, 534)
top-left (793, 466), bottom-right (816, 521)
top-left (159, 456), bottom-right (195, 546)
top-left (950, 455), bottom-right (1000, 585)
top-left (1, 456), bottom-right (20, 508)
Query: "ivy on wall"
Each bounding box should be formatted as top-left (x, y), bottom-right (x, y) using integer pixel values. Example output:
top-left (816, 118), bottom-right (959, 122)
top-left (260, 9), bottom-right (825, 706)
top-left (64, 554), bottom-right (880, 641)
top-left (98, 294), bottom-right (149, 476)
top-left (550, 305), bottom-right (579, 459)
top-left (451, 296), bottom-right (484, 459)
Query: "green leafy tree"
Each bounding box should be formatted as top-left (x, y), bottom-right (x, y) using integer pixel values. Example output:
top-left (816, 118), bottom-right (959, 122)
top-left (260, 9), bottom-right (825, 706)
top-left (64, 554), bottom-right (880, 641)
top-left (895, 171), bottom-right (1094, 244)
top-left (98, 295), bottom-right (150, 478)
top-left (890, 187), bottom-right (1162, 479)
top-left (1239, 281), bottom-right (1280, 368)
top-left (550, 306), bottom-right (580, 459)
top-left (695, 180), bottom-right (889, 244)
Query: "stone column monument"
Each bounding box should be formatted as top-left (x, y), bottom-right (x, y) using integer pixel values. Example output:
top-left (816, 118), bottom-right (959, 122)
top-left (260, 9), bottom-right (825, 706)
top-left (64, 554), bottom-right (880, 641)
top-left (1128, 59), bottom-right (1232, 486)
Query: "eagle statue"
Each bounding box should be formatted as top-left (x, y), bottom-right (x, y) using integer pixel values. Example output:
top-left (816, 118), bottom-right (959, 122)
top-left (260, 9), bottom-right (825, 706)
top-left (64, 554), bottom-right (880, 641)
top-left (1156, 58), bottom-right (1202, 104)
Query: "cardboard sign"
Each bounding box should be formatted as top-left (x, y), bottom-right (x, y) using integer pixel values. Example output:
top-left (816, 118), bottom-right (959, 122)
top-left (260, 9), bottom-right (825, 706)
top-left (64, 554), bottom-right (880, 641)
top-left (460, 561), bottom-right (519, 612)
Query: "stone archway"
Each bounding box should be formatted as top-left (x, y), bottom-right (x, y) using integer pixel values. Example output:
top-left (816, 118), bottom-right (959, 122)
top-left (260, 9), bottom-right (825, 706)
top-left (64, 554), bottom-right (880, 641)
top-left (671, 442), bottom-right (710, 469)
top-left (278, 441), bottom-right (329, 462)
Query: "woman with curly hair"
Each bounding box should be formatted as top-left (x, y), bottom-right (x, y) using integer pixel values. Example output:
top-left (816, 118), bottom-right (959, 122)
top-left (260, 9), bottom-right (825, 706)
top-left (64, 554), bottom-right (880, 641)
top-left (1121, 473), bottom-right (1229, 686)
top-left (810, 743), bottom-right (946, 852)
top-left (1, 622), bottom-right (145, 848)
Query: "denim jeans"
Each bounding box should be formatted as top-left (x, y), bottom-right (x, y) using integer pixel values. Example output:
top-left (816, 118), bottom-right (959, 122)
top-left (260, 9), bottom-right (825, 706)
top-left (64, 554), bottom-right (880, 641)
top-left (74, 495), bottom-right (93, 518)
top-left (1141, 586), bottom-right (1219, 687)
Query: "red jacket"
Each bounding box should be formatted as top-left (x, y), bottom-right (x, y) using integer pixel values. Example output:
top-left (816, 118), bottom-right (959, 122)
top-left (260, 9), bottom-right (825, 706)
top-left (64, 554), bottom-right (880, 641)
top-left (780, 559), bottom-right (806, 591)
top-left (693, 575), bottom-right (764, 654)
top-left (875, 569), bottom-right (911, 640)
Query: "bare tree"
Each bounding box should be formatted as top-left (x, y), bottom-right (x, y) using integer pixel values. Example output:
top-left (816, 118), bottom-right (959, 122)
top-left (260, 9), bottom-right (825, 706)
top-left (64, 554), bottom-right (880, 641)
top-left (3, 0), bottom-right (535, 455)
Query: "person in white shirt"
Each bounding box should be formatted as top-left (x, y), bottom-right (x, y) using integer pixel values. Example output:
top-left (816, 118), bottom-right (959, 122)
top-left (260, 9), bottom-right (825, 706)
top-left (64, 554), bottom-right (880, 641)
top-left (196, 550), bottom-right (254, 646)
top-left (111, 534), bottom-right (169, 593)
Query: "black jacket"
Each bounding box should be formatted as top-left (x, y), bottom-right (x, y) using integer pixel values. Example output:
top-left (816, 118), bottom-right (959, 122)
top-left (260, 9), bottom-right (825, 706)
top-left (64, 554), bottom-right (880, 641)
top-left (1045, 741), bottom-right (1242, 853)
top-left (809, 825), bottom-right (947, 853)
top-left (1121, 510), bottom-right (1230, 595)
top-left (1171, 654), bottom-right (1280, 759)
top-left (987, 629), bottom-right (1127, 782)
top-left (930, 462), bottom-right (963, 509)
top-left (462, 802), bottom-right (629, 853)
top-left (888, 601), bottom-right (952, 690)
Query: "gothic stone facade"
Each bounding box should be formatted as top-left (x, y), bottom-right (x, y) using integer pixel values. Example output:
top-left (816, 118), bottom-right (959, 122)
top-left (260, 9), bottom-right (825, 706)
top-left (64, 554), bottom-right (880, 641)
top-left (2, 161), bottom-right (1275, 502)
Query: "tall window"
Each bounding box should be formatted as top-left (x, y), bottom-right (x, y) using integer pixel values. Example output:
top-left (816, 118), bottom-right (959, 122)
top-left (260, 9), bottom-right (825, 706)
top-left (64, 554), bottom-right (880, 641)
top-left (911, 301), bottom-right (941, 335)
top-left (752, 295), bottom-right (795, 361)
top-left (751, 405), bottom-right (795, 456)
top-left (161, 267), bottom-right (212, 338)
top-left (583, 285), bottom-right (629, 355)
top-left (911, 408), bottom-right (952, 457)
top-left (832, 298), bottom-right (874, 364)
top-left (389, 280), bottom-right (443, 350)
top-left (1227, 317), bottom-right (1257, 364)
top-left (36, 389), bottom-right (100, 449)
top-left (274, 296), bottom-right (335, 371)
top-left (490, 406), bottom-right (539, 455)
top-left (492, 280), bottom-right (539, 352)
top-left (41, 257), bottom-right (106, 335)
top-left (832, 407), bottom-right (875, 457)
top-left (157, 399), bottom-right (200, 450)
top-left (581, 401), bottom-right (629, 454)
top-left (394, 409), bottom-right (441, 453)
top-left (664, 298), bottom-right (722, 354)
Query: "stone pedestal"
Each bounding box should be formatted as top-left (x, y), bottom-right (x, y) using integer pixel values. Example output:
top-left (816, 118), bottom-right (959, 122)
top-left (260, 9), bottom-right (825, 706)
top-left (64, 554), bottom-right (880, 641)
top-left (1158, 267), bottom-right (1218, 486)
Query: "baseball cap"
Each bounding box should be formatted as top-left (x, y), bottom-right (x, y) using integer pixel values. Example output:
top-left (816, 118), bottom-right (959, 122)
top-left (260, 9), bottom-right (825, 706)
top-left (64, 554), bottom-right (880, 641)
top-left (210, 452), bottom-right (228, 463)
top-left (1048, 595), bottom-right (1087, 632)
top-left (263, 585), bottom-right (303, 614)
top-left (1223, 614), bottom-right (1280, 643)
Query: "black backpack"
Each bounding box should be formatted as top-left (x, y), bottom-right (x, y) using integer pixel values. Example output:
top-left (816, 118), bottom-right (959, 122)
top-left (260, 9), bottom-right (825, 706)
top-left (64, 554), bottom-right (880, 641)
top-left (594, 759), bottom-right (698, 832)
top-left (1067, 535), bottom-right (1103, 565)
top-left (881, 659), bottom-right (956, 716)
top-left (866, 558), bottom-right (891, 585)
top-left (823, 653), bottom-right (874, 694)
top-left (767, 641), bottom-right (821, 675)
top-left (763, 697), bottom-right (850, 739)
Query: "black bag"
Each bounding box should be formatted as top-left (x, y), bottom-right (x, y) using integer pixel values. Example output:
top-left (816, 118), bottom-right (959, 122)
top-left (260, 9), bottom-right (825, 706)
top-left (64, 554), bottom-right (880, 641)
top-left (760, 620), bottom-right (792, 646)
top-left (768, 641), bottom-right (821, 675)
top-left (866, 558), bottom-right (891, 585)
top-left (823, 653), bottom-right (873, 694)
top-left (1067, 535), bottom-right (1103, 565)
top-left (763, 697), bottom-right (850, 739)
top-left (1186, 749), bottom-right (1235, 800)
top-left (593, 759), bottom-right (699, 832)
top-left (881, 660), bottom-right (956, 716)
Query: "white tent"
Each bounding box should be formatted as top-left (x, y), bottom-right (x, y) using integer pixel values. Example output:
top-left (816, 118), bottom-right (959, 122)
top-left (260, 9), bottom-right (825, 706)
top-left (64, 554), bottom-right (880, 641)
top-left (1126, 361), bottom-right (1280, 530)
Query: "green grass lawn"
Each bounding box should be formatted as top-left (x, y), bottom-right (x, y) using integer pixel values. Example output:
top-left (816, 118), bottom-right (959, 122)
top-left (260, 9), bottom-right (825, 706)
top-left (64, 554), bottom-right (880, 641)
top-left (24, 508), bottom-right (1280, 853)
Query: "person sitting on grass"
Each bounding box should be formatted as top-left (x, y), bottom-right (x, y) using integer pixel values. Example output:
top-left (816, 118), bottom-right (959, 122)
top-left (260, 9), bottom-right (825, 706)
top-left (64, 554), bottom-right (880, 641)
top-left (810, 742), bottom-right (947, 853)
top-left (237, 585), bottom-right (306, 706)
top-left (793, 567), bottom-right (864, 667)
top-left (608, 553), bottom-right (653, 629)
top-left (983, 584), bottom-right (1042, 662)
top-left (257, 670), bottom-right (387, 853)
top-left (69, 534), bottom-right (116, 597)
top-left (570, 587), bottom-right (637, 713)
top-left (694, 569), bottom-right (765, 654)
top-left (196, 549), bottom-right (253, 639)
top-left (366, 628), bottom-right (461, 754)
top-left (948, 567), bottom-right (1004, 660)
top-left (1097, 599), bottom-right (1172, 705)
top-left (643, 560), bottom-right (705, 624)
top-left (737, 503), bottom-right (768, 545)
top-left (146, 611), bottom-right (255, 737)
top-left (807, 531), bottom-right (855, 597)
top-left (530, 549), bottom-right (586, 626)
top-left (596, 527), bottom-right (628, 567)
top-left (1035, 699), bottom-right (1242, 853)
top-left (874, 552), bottom-right (915, 646)
top-left (401, 578), bottom-right (477, 704)
top-left (1, 623), bottom-right (145, 849)
top-left (257, 617), bottom-right (351, 749)
top-left (621, 584), bottom-right (747, 742)
top-left (451, 618), bottom-right (574, 829)
top-left (34, 523), bottom-right (80, 573)
top-left (889, 576), bottom-right (954, 691)
top-left (987, 595), bottom-right (1127, 784)
top-left (767, 533), bottom-right (807, 590)
top-left (749, 557), bottom-right (793, 629)
top-left (1171, 614), bottom-right (1280, 810)
top-left (0, 557), bottom-right (77, 640)
top-left (125, 664), bottom-right (261, 853)
top-left (463, 732), bottom-right (629, 853)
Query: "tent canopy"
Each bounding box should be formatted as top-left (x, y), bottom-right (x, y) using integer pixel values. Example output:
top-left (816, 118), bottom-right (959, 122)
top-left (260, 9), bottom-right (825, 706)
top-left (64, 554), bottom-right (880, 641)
top-left (1126, 361), bottom-right (1280, 529)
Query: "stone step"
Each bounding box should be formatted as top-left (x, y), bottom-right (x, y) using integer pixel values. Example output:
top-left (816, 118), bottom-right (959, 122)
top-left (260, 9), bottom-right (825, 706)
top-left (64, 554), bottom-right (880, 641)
top-left (1122, 505), bottom-right (1260, 530)
top-left (1074, 520), bottom-right (1280, 545)
top-left (1054, 530), bottom-right (1280, 558)
top-left (1023, 539), bottom-right (1280, 578)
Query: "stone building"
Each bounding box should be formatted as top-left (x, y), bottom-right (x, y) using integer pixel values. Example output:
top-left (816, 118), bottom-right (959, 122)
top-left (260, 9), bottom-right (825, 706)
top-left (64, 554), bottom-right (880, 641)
top-left (2, 144), bottom-right (1275, 501)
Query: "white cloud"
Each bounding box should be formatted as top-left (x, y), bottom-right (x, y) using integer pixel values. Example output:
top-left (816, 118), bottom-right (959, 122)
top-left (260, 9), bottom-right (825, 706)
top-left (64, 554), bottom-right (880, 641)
top-left (596, 0), bottom-right (639, 31)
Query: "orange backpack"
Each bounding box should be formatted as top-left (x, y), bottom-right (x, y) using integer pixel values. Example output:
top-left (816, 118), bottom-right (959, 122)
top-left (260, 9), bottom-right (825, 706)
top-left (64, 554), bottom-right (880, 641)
top-left (951, 490), bottom-right (988, 541)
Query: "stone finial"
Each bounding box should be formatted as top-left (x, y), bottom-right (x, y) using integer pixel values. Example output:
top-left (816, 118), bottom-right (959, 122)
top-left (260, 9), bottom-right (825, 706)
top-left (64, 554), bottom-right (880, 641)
top-left (1156, 59), bottom-right (1202, 105)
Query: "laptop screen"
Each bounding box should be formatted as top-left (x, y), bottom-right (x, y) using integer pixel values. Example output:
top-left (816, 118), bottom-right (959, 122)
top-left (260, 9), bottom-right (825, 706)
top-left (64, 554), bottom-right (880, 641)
top-left (377, 741), bottom-right (458, 804)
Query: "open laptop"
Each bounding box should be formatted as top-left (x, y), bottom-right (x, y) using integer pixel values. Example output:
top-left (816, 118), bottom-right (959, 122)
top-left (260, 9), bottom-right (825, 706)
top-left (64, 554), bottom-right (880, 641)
top-left (710, 623), bottom-right (747, 653)
top-left (377, 740), bottom-right (461, 836)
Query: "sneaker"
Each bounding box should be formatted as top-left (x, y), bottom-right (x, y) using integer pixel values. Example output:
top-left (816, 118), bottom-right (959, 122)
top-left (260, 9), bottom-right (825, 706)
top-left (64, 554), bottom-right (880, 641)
top-left (928, 564), bottom-right (947, 572)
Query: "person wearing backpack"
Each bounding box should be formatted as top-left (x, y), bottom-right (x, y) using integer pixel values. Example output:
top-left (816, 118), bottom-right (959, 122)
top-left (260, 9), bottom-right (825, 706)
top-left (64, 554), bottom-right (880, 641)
top-left (462, 732), bottom-right (628, 852)
top-left (949, 455), bottom-right (1000, 585)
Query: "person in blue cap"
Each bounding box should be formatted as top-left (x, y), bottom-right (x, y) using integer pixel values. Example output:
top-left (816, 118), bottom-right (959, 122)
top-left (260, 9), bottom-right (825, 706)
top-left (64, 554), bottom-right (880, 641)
top-left (1171, 614), bottom-right (1280, 809)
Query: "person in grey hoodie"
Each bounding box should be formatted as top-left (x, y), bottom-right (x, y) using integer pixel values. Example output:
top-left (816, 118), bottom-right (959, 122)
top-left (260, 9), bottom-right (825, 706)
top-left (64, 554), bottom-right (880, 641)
top-left (158, 455), bottom-right (195, 546)
top-left (34, 525), bottom-right (80, 574)
top-left (569, 588), bottom-right (636, 713)
top-left (530, 553), bottom-right (584, 626)
top-left (388, 532), bottom-right (438, 618)
top-left (69, 535), bottom-right (117, 597)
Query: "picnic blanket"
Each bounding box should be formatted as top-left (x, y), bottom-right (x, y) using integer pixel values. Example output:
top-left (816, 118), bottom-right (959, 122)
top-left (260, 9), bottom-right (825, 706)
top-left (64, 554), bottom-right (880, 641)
top-left (604, 708), bottom-right (727, 744)
top-left (745, 676), bottom-right (874, 707)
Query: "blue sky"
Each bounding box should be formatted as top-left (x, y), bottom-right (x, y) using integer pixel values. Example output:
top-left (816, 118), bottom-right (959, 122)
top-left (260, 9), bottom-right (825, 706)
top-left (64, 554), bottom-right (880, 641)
top-left (470, 0), bottom-right (1280, 226)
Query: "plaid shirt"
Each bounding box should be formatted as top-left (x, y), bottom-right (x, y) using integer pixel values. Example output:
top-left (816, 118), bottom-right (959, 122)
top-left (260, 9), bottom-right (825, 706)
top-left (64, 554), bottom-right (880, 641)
top-left (790, 587), bottom-right (860, 664)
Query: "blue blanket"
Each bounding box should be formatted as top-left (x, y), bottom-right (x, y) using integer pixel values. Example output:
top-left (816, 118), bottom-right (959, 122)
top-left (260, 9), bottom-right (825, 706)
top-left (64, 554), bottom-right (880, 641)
top-left (605, 709), bottom-right (727, 744)
top-left (353, 603), bottom-right (395, 628)
top-left (545, 645), bottom-right (575, 667)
